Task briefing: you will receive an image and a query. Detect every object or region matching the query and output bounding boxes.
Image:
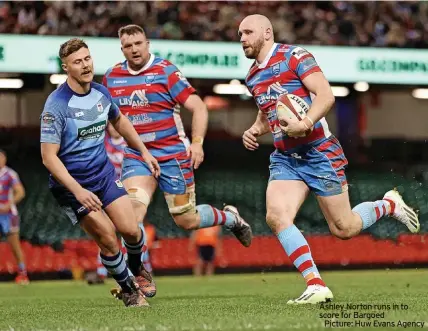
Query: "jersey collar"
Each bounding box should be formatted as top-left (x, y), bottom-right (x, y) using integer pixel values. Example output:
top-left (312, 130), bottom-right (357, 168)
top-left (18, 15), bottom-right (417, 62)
top-left (257, 43), bottom-right (278, 69)
top-left (126, 54), bottom-right (155, 75)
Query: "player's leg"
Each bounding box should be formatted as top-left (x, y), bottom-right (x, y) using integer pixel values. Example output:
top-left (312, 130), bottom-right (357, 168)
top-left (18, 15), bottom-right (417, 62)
top-left (101, 176), bottom-right (157, 298)
top-left (267, 150), bottom-right (332, 305)
top-left (306, 136), bottom-right (419, 239)
top-left (2, 215), bottom-right (29, 285)
top-left (80, 210), bottom-right (148, 307)
top-left (204, 245), bottom-right (216, 276)
top-left (193, 247), bottom-right (204, 276)
top-left (162, 158), bottom-right (252, 247)
top-left (121, 157), bottom-right (158, 224)
top-left (7, 215), bottom-right (29, 285)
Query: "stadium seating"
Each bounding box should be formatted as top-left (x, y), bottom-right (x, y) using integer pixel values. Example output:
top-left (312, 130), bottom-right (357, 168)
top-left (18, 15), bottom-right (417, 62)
top-left (2, 1), bottom-right (428, 48)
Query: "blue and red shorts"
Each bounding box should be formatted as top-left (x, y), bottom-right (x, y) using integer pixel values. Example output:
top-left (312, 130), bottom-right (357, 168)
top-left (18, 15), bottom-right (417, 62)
top-left (269, 136), bottom-right (348, 196)
top-left (0, 214), bottom-right (19, 236)
top-left (121, 154), bottom-right (194, 195)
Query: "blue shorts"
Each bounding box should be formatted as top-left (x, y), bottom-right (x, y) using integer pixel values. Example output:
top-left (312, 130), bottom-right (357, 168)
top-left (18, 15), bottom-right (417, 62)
top-left (121, 156), bottom-right (194, 194)
top-left (50, 171), bottom-right (127, 225)
top-left (0, 214), bottom-right (19, 236)
top-left (269, 136), bottom-right (348, 197)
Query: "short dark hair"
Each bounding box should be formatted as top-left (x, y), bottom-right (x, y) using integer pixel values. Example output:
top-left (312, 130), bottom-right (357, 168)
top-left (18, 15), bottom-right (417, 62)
top-left (59, 38), bottom-right (88, 60)
top-left (118, 24), bottom-right (146, 38)
top-left (0, 149), bottom-right (6, 157)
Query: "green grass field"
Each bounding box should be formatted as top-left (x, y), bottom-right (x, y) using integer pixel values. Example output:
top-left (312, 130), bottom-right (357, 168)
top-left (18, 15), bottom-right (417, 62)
top-left (0, 270), bottom-right (427, 331)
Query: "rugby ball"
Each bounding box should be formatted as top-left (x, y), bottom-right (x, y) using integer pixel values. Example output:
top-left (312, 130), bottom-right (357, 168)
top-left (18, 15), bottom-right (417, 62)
top-left (276, 93), bottom-right (313, 134)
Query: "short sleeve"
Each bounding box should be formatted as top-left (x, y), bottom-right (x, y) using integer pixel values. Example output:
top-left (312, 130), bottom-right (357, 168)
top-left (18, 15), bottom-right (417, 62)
top-left (108, 99), bottom-right (120, 120)
top-left (165, 64), bottom-right (196, 105)
top-left (288, 46), bottom-right (322, 80)
top-left (40, 98), bottom-right (65, 144)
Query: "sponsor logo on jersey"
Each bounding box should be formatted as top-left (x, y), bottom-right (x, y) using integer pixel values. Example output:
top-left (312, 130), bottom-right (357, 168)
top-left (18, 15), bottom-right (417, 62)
top-left (256, 82), bottom-right (288, 105)
top-left (127, 113), bottom-right (153, 125)
top-left (113, 80), bottom-right (127, 84)
top-left (41, 126), bottom-right (56, 135)
top-left (291, 47), bottom-right (309, 60)
top-left (75, 111), bottom-right (84, 118)
top-left (115, 179), bottom-right (124, 188)
top-left (77, 120), bottom-right (107, 140)
top-left (272, 63), bottom-right (280, 76)
top-left (145, 75), bottom-right (156, 84)
top-left (42, 113), bottom-right (55, 124)
top-left (119, 89), bottom-right (149, 108)
top-left (140, 132), bottom-right (156, 142)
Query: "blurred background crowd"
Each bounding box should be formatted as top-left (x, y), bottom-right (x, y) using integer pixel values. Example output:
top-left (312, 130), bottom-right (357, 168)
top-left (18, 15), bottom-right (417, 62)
top-left (1, 1), bottom-right (428, 48)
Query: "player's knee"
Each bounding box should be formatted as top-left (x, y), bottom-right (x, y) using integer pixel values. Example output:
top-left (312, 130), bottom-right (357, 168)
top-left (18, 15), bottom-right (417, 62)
top-left (166, 186), bottom-right (196, 217)
top-left (266, 209), bottom-right (293, 233)
top-left (330, 221), bottom-right (353, 240)
top-left (173, 211), bottom-right (198, 231)
top-left (121, 224), bottom-right (142, 243)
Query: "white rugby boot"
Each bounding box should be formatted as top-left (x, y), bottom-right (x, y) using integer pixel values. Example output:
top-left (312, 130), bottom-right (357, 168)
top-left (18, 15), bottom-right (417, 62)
top-left (287, 285), bottom-right (334, 305)
top-left (383, 189), bottom-right (420, 233)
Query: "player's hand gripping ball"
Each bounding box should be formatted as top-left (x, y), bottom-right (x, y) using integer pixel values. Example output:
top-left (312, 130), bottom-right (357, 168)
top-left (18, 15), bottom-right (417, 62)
top-left (276, 94), bottom-right (313, 137)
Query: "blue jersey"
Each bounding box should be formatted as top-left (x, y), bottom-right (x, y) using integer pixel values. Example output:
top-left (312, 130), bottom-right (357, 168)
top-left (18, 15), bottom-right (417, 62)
top-left (40, 82), bottom-right (120, 188)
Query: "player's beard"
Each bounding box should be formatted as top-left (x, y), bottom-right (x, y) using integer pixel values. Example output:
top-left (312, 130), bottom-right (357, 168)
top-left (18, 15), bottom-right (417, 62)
top-left (244, 37), bottom-right (264, 59)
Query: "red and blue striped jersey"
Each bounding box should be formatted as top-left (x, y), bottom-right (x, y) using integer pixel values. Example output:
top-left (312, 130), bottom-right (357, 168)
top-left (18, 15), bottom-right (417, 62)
top-left (104, 135), bottom-right (126, 178)
top-left (0, 166), bottom-right (20, 216)
top-left (245, 43), bottom-right (332, 151)
top-left (103, 55), bottom-right (196, 161)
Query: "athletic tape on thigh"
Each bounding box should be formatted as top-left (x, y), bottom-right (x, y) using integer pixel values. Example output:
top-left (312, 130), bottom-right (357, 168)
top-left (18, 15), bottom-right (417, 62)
top-left (127, 187), bottom-right (150, 206)
top-left (165, 185), bottom-right (196, 215)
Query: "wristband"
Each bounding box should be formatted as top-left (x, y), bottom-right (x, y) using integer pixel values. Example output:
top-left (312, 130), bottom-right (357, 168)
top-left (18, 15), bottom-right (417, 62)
top-left (306, 116), bottom-right (314, 127)
top-left (192, 136), bottom-right (204, 145)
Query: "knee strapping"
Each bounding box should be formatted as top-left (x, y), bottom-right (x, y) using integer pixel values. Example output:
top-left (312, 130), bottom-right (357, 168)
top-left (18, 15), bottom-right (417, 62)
top-left (165, 185), bottom-right (196, 215)
top-left (127, 187), bottom-right (150, 207)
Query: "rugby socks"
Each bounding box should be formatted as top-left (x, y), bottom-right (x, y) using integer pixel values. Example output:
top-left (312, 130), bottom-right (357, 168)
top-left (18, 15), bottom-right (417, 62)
top-left (277, 225), bottom-right (325, 287)
top-left (123, 229), bottom-right (144, 276)
top-left (196, 204), bottom-right (236, 228)
top-left (18, 262), bottom-right (27, 275)
top-left (353, 199), bottom-right (393, 230)
top-left (100, 251), bottom-right (134, 292)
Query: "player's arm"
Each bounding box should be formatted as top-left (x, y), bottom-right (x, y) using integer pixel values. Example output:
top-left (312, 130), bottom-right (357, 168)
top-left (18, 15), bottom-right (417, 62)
top-left (183, 94), bottom-right (208, 146)
top-left (168, 66), bottom-right (206, 169)
top-left (284, 47), bottom-right (335, 137)
top-left (12, 181), bottom-right (25, 205)
top-left (302, 72), bottom-right (335, 127)
top-left (40, 105), bottom-right (102, 212)
top-left (242, 110), bottom-right (269, 151)
top-left (109, 111), bottom-right (160, 178)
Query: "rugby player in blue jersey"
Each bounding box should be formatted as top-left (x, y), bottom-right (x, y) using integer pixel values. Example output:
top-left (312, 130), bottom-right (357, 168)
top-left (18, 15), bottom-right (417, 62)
top-left (40, 38), bottom-right (160, 307)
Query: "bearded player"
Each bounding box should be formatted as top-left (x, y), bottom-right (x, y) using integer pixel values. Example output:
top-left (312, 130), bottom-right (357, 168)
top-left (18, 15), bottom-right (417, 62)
top-left (239, 15), bottom-right (419, 304)
top-left (104, 25), bottom-right (253, 298)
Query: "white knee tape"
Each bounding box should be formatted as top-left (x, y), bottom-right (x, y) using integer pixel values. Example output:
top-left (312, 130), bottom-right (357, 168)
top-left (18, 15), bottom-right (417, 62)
top-left (127, 187), bottom-right (150, 207)
top-left (165, 185), bottom-right (196, 215)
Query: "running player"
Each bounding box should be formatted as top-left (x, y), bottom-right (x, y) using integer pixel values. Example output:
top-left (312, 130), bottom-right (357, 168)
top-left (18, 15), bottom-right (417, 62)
top-left (239, 15), bottom-right (419, 304)
top-left (40, 38), bottom-right (160, 307)
top-left (0, 150), bottom-right (29, 285)
top-left (103, 26), bottom-right (252, 278)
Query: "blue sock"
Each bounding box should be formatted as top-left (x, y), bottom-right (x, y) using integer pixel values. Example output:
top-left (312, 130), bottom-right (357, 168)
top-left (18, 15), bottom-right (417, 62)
top-left (142, 248), bottom-right (153, 273)
top-left (123, 229), bottom-right (144, 276)
top-left (277, 225), bottom-right (325, 286)
top-left (18, 262), bottom-right (26, 273)
top-left (353, 200), bottom-right (391, 230)
top-left (100, 251), bottom-right (133, 292)
top-left (196, 204), bottom-right (236, 228)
